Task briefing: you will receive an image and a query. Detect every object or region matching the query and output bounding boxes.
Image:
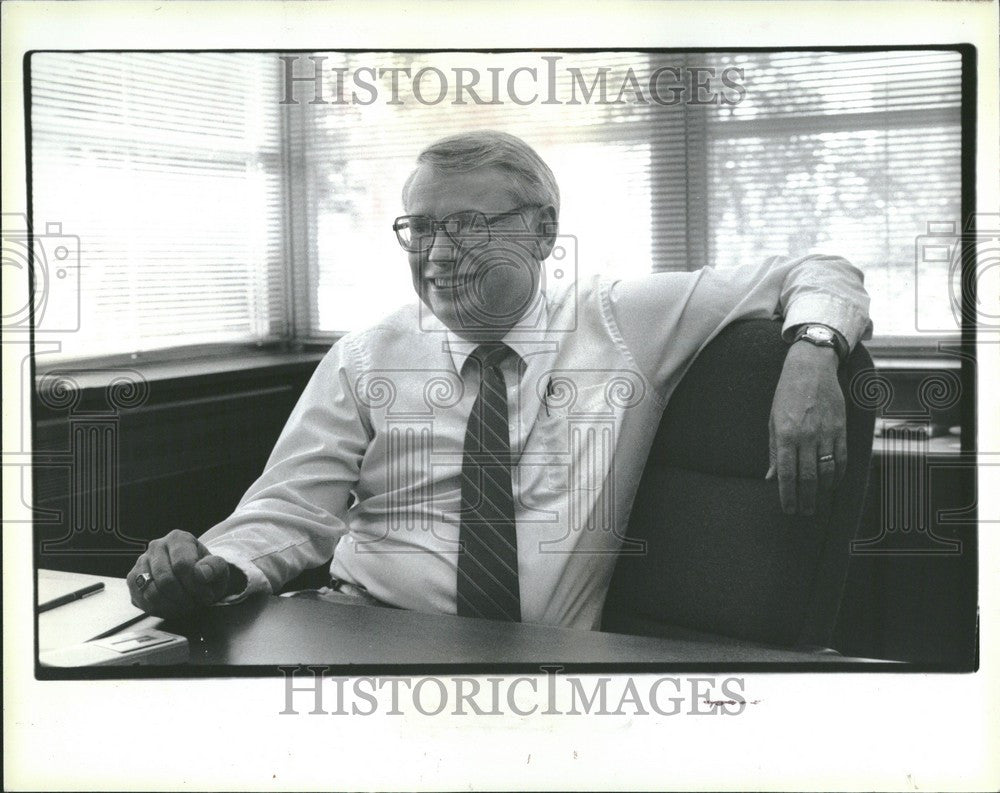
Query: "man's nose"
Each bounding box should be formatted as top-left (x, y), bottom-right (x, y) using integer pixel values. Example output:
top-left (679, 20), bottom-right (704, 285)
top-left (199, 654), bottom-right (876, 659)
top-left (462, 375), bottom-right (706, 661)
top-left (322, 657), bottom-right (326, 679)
top-left (425, 230), bottom-right (456, 266)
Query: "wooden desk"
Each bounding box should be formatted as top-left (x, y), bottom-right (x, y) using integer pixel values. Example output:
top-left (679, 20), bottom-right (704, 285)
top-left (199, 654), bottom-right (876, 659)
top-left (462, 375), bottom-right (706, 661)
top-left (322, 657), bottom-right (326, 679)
top-left (125, 593), bottom-right (896, 669)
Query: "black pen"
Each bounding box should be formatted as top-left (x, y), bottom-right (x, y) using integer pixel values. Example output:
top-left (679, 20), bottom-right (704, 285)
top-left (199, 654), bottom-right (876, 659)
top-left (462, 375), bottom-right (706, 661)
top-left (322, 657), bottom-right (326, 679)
top-left (37, 581), bottom-right (105, 613)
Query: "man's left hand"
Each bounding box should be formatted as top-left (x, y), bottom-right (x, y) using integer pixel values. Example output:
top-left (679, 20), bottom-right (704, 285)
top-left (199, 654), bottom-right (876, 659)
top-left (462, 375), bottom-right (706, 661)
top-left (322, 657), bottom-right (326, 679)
top-left (766, 341), bottom-right (847, 515)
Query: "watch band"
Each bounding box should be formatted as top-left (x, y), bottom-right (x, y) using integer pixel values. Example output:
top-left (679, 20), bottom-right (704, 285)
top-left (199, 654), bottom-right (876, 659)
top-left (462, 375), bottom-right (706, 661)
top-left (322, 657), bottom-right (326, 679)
top-left (794, 324), bottom-right (848, 363)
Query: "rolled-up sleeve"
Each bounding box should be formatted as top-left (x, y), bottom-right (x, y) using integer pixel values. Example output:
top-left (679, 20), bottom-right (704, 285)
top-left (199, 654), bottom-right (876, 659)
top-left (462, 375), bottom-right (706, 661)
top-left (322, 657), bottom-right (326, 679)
top-left (607, 253), bottom-right (873, 397)
top-left (200, 337), bottom-right (370, 601)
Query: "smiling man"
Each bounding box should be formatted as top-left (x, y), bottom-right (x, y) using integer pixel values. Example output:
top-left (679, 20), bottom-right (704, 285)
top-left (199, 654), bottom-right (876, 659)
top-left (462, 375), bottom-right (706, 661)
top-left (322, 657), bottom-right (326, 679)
top-left (399, 156), bottom-right (558, 340)
top-left (128, 129), bottom-right (872, 630)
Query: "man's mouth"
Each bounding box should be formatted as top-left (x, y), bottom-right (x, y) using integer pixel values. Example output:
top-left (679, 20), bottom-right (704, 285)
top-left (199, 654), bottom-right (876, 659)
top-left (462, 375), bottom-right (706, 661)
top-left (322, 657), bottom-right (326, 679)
top-left (429, 276), bottom-right (466, 289)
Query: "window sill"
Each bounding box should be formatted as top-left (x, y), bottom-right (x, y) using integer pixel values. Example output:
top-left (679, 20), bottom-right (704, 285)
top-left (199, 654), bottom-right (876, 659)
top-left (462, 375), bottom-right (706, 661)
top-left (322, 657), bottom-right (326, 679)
top-left (34, 346), bottom-right (331, 393)
top-left (865, 336), bottom-right (965, 370)
top-left (869, 354), bottom-right (962, 370)
top-left (33, 338), bottom-right (964, 393)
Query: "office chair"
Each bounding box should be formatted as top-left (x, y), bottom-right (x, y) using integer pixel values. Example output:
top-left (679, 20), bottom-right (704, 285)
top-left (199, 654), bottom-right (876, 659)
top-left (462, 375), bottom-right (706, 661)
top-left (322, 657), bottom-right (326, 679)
top-left (600, 319), bottom-right (876, 650)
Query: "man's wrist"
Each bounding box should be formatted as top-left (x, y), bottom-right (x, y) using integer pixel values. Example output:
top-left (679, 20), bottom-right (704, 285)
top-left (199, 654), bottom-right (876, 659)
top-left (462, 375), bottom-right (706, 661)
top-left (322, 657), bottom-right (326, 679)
top-left (792, 323), bottom-right (848, 363)
top-left (788, 338), bottom-right (839, 367)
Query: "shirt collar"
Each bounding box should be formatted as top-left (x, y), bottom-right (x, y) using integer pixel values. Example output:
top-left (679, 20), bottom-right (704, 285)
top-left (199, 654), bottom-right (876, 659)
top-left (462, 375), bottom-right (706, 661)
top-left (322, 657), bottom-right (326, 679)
top-left (443, 293), bottom-right (549, 374)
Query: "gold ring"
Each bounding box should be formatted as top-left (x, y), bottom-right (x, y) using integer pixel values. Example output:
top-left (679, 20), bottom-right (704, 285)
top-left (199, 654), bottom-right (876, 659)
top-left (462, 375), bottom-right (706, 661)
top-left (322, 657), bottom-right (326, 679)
top-left (135, 572), bottom-right (152, 590)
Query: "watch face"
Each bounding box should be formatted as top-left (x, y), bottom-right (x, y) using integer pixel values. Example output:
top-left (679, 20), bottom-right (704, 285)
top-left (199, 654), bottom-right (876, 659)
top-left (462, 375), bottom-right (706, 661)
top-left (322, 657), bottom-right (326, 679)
top-left (805, 326), bottom-right (834, 343)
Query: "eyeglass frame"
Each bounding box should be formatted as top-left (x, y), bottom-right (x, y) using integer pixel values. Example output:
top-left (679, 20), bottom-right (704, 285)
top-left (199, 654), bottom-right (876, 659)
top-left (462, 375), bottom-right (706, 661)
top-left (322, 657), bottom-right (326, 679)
top-left (392, 204), bottom-right (548, 252)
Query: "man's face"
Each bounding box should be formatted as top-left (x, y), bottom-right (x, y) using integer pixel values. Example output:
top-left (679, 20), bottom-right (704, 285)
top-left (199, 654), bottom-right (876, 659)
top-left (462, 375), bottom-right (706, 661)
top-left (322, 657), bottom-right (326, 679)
top-left (403, 164), bottom-right (554, 339)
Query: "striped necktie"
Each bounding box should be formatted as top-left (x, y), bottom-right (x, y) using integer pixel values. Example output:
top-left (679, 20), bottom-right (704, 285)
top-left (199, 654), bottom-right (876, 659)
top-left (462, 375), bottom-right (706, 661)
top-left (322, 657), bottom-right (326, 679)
top-left (456, 342), bottom-right (521, 621)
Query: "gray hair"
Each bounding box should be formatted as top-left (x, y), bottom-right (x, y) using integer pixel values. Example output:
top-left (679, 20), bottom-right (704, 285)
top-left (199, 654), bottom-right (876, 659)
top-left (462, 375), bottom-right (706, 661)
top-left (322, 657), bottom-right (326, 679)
top-left (402, 130), bottom-right (560, 217)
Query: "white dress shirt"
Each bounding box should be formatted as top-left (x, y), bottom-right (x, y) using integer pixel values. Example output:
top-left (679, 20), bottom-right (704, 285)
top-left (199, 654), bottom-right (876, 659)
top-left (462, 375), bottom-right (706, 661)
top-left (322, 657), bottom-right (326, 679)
top-left (201, 254), bottom-right (872, 630)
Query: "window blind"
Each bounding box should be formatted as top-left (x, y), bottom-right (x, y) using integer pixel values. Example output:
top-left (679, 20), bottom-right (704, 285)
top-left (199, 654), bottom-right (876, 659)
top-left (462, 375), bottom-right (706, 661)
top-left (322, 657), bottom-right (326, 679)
top-left (291, 49), bottom-right (962, 339)
top-left (701, 50), bottom-right (962, 337)
top-left (30, 52), bottom-right (288, 360)
top-left (28, 49), bottom-right (963, 360)
top-left (288, 51), bottom-right (707, 333)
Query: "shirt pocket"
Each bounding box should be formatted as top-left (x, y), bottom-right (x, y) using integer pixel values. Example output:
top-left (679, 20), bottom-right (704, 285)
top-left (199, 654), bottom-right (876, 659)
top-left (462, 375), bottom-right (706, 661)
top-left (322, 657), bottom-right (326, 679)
top-left (538, 382), bottom-right (623, 492)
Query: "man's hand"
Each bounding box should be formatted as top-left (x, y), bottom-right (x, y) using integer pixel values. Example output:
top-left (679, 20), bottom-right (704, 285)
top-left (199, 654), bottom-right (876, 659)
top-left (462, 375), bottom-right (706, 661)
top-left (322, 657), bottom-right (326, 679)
top-left (126, 530), bottom-right (247, 618)
top-left (766, 341), bottom-right (847, 515)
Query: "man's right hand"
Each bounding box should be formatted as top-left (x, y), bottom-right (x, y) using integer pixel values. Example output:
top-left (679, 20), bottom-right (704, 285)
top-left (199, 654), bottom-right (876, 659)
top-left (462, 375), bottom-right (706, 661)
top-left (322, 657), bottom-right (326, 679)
top-left (126, 530), bottom-right (247, 618)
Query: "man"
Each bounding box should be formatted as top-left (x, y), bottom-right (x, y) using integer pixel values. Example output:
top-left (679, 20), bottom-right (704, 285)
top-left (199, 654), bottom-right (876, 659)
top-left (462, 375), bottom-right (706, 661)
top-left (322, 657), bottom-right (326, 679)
top-left (128, 130), bottom-right (871, 631)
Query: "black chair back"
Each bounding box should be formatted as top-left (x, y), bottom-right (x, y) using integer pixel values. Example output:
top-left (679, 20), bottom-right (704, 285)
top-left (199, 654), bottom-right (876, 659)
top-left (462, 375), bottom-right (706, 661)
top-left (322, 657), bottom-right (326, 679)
top-left (601, 319), bottom-right (875, 649)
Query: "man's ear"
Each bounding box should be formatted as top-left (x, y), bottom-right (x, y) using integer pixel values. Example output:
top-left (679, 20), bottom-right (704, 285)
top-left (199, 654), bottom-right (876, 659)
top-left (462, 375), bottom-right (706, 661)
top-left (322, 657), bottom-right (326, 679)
top-left (534, 205), bottom-right (558, 260)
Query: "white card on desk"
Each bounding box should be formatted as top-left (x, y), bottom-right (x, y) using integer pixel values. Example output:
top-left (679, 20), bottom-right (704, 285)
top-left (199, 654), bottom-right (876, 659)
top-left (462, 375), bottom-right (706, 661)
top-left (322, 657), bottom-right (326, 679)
top-left (37, 572), bottom-right (147, 652)
top-left (40, 628), bottom-right (189, 667)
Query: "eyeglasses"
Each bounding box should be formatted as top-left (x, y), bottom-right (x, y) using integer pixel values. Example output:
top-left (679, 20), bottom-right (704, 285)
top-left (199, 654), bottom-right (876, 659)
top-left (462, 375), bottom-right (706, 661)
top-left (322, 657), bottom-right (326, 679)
top-left (392, 205), bottom-right (542, 252)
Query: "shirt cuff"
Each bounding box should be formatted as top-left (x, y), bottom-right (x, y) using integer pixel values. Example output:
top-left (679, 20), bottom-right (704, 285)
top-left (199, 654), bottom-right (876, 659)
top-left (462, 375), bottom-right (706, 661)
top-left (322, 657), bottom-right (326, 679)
top-left (780, 294), bottom-right (873, 352)
top-left (202, 542), bottom-right (273, 604)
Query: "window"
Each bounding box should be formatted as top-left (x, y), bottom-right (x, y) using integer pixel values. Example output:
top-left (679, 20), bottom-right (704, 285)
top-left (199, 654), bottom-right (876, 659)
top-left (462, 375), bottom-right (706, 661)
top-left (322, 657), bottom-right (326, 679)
top-left (30, 52), bottom-right (288, 361)
top-left (702, 51), bottom-right (962, 338)
top-left (29, 49), bottom-right (963, 363)
top-left (285, 49), bottom-right (964, 339)
top-left (286, 52), bottom-right (668, 333)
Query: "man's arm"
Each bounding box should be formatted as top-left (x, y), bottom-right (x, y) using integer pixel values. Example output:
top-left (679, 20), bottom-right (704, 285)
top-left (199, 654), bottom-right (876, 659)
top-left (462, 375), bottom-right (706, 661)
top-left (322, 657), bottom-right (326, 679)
top-left (127, 338), bottom-right (370, 616)
top-left (608, 253), bottom-right (873, 515)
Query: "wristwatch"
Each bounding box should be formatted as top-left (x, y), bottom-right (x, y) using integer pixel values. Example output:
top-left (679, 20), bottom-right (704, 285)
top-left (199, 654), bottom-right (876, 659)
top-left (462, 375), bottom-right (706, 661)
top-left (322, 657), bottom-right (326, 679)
top-left (793, 324), bottom-right (847, 363)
